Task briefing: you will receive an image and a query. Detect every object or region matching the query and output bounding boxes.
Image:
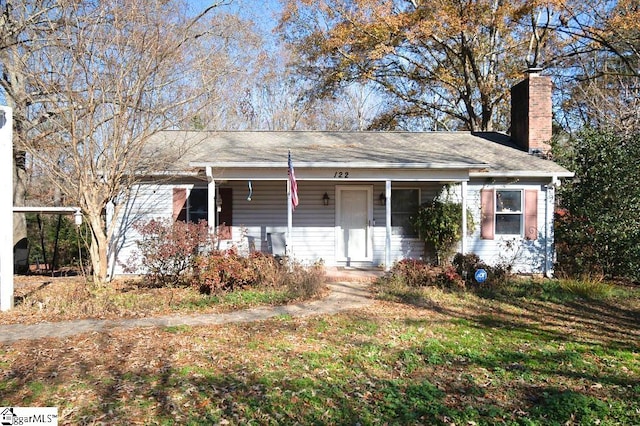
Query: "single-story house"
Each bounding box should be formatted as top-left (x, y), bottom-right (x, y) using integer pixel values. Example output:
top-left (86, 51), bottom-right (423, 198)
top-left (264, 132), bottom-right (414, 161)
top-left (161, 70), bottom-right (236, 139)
top-left (108, 73), bottom-right (573, 278)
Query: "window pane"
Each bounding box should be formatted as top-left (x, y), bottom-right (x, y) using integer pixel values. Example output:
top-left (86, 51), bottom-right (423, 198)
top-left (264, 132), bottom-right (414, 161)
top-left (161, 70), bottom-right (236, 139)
top-left (188, 188), bottom-right (208, 223)
top-left (392, 214), bottom-right (415, 236)
top-left (391, 189), bottom-right (419, 237)
top-left (496, 214), bottom-right (521, 234)
top-left (496, 190), bottom-right (521, 212)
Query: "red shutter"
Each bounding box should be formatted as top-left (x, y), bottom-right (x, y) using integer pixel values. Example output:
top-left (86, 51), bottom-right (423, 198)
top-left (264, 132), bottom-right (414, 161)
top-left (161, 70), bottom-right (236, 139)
top-left (524, 189), bottom-right (538, 240)
top-left (172, 188), bottom-right (187, 222)
top-left (481, 189), bottom-right (495, 240)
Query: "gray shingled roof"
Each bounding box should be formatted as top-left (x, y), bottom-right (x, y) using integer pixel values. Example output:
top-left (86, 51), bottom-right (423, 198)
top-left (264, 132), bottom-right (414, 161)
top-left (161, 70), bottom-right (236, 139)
top-left (147, 130), bottom-right (572, 177)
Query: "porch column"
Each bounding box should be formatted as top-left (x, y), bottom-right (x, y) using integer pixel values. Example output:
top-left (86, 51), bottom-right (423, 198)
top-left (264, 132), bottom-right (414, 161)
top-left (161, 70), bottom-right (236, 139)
top-left (384, 180), bottom-right (391, 271)
top-left (461, 180), bottom-right (468, 254)
top-left (0, 107), bottom-right (13, 311)
top-left (206, 167), bottom-right (216, 229)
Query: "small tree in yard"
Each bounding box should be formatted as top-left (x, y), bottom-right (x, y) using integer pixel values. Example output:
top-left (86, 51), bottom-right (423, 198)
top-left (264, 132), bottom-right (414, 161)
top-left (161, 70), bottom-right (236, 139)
top-left (555, 129), bottom-right (640, 282)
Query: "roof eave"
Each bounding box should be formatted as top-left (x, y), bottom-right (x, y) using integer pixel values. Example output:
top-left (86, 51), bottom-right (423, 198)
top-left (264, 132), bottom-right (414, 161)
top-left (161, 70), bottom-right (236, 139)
top-left (470, 170), bottom-right (574, 178)
top-left (190, 161), bottom-right (489, 170)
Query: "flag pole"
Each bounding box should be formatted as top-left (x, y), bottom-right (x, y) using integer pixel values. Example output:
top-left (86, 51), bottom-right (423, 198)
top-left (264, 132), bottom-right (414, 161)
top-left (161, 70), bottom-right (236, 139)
top-left (287, 173), bottom-right (292, 256)
top-left (287, 150), bottom-right (293, 257)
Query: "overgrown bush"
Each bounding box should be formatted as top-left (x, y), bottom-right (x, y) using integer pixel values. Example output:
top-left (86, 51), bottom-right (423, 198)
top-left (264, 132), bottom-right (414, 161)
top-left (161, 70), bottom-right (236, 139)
top-left (412, 187), bottom-right (475, 265)
top-left (387, 259), bottom-right (464, 290)
top-left (194, 248), bottom-right (259, 294)
top-left (452, 252), bottom-right (511, 288)
top-left (195, 251), bottom-right (325, 297)
top-left (122, 219), bottom-right (215, 286)
top-left (281, 260), bottom-right (326, 299)
top-left (247, 251), bottom-right (287, 288)
top-left (554, 129), bottom-right (640, 282)
top-left (125, 219), bottom-right (326, 297)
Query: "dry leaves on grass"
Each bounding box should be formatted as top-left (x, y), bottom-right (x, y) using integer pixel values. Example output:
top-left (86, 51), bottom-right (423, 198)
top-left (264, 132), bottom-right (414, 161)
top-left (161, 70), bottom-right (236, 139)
top-left (2, 297), bottom-right (639, 424)
top-left (1, 275), bottom-right (223, 325)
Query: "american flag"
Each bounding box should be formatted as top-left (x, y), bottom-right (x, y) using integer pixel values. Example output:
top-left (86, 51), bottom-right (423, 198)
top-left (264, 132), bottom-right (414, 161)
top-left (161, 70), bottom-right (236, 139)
top-left (288, 150), bottom-right (299, 210)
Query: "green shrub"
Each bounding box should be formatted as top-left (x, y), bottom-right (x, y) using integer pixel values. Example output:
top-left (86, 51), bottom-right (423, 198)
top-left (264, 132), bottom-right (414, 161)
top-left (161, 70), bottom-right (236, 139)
top-left (26, 213), bottom-right (89, 271)
top-left (452, 252), bottom-right (511, 289)
top-left (555, 129), bottom-right (640, 282)
top-left (412, 187), bottom-right (475, 265)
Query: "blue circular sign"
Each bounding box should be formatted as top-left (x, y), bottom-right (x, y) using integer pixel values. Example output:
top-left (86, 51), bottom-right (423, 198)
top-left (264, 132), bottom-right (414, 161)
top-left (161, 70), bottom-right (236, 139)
top-left (474, 269), bottom-right (488, 283)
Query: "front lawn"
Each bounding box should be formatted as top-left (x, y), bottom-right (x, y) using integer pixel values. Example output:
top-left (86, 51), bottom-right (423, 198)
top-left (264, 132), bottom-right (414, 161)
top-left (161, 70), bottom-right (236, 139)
top-left (1, 276), bottom-right (639, 424)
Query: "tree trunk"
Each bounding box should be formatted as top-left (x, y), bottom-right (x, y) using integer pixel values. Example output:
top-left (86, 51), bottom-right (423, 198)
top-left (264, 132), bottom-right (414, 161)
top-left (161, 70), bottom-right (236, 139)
top-left (13, 151), bottom-right (28, 273)
top-left (88, 214), bottom-right (109, 284)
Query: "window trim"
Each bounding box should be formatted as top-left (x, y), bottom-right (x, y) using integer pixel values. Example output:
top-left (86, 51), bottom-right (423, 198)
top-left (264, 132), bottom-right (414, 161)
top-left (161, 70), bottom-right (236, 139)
top-left (481, 188), bottom-right (539, 240)
top-left (495, 189), bottom-right (524, 236)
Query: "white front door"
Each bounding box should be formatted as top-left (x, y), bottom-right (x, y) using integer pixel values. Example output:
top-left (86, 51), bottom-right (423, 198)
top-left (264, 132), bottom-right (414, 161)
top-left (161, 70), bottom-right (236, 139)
top-left (336, 185), bottom-right (373, 263)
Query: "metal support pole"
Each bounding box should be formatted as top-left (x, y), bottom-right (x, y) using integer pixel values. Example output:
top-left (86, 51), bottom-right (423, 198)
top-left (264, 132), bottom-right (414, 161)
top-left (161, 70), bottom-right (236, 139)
top-left (384, 180), bottom-right (391, 271)
top-left (461, 180), bottom-right (468, 254)
top-left (0, 107), bottom-right (14, 311)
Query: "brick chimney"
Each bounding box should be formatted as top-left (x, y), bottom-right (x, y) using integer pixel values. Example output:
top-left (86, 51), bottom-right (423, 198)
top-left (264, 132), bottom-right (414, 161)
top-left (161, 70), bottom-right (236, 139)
top-left (510, 70), bottom-right (552, 154)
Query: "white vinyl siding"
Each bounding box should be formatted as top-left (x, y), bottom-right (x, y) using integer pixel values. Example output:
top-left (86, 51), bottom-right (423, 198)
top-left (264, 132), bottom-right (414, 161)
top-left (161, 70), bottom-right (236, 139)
top-left (109, 179), bottom-right (555, 276)
top-left (467, 179), bottom-right (553, 274)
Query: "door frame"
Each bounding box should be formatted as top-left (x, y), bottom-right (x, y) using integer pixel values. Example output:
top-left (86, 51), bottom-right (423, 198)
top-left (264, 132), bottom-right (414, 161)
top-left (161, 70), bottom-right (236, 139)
top-left (334, 185), bottom-right (373, 263)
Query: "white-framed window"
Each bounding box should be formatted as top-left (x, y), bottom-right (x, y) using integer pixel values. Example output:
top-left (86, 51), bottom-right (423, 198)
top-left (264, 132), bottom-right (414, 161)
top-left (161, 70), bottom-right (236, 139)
top-left (481, 188), bottom-right (538, 240)
top-left (495, 190), bottom-right (523, 235)
top-left (391, 188), bottom-right (420, 237)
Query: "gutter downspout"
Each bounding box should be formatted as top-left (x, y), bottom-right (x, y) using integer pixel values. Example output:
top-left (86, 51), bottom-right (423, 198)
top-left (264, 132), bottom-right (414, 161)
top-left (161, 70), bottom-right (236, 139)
top-left (544, 175), bottom-right (560, 278)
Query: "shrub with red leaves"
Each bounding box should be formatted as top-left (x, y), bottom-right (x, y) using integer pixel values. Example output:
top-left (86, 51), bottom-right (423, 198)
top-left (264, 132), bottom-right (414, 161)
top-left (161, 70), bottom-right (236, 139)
top-left (122, 219), bottom-right (215, 286)
top-left (390, 259), bottom-right (464, 289)
top-left (194, 248), bottom-right (259, 294)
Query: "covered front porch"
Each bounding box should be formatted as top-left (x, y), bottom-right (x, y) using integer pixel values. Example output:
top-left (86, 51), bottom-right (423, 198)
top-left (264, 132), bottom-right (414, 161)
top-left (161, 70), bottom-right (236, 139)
top-left (195, 162), bottom-right (477, 270)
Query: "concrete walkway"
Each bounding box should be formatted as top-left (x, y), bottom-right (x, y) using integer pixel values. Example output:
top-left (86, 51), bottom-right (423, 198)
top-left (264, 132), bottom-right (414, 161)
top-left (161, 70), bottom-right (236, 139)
top-left (0, 279), bottom-right (376, 345)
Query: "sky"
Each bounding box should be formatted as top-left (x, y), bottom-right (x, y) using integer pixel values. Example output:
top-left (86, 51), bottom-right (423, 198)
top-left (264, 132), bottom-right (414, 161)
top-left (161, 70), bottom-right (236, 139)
top-left (191, 0), bottom-right (283, 32)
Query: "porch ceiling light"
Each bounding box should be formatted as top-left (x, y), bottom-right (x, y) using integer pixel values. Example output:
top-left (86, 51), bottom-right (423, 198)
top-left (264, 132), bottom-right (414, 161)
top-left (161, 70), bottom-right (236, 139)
top-left (322, 192), bottom-right (330, 206)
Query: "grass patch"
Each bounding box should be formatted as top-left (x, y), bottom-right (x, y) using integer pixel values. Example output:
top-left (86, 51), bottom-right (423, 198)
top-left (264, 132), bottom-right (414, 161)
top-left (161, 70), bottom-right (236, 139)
top-left (558, 276), bottom-right (615, 300)
top-left (163, 325), bottom-right (192, 334)
top-left (3, 271), bottom-right (325, 325)
top-left (1, 273), bottom-right (639, 424)
top-left (218, 289), bottom-right (292, 308)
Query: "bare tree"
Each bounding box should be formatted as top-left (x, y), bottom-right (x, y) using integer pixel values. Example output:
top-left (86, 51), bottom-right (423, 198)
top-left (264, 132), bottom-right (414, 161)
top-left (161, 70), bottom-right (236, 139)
top-left (8, 0), bottom-right (237, 282)
top-left (0, 1), bottom-right (64, 253)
